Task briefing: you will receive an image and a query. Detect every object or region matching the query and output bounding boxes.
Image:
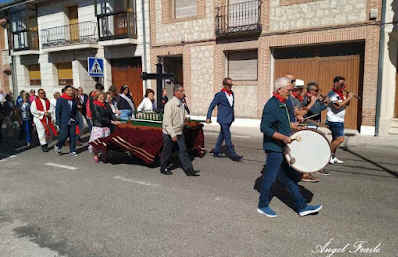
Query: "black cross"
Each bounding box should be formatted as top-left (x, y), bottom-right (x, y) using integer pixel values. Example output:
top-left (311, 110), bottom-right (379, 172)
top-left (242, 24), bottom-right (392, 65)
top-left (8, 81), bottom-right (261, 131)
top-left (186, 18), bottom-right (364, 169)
top-left (141, 62), bottom-right (175, 110)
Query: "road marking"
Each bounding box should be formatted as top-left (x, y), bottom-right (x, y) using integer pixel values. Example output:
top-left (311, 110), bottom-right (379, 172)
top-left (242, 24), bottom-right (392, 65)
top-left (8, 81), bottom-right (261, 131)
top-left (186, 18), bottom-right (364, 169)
top-left (234, 135), bottom-right (252, 139)
top-left (44, 162), bottom-right (78, 170)
top-left (0, 155), bottom-right (17, 162)
top-left (113, 176), bottom-right (158, 187)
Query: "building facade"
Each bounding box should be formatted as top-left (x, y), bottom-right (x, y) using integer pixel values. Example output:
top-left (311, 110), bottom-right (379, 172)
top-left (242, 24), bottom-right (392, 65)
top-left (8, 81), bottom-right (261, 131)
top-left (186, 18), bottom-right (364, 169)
top-left (379, 0), bottom-right (398, 135)
top-left (2, 0), bottom-right (151, 105)
top-left (150, 0), bottom-right (383, 135)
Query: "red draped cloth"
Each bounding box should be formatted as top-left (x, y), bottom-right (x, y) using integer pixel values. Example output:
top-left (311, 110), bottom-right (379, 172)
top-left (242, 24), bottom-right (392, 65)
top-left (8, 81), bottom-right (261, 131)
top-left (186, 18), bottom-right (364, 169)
top-left (89, 122), bottom-right (205, 165)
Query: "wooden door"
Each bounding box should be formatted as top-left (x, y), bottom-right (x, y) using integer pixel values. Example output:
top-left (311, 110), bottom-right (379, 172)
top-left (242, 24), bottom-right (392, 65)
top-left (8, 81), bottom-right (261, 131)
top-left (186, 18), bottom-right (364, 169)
top-left (111, 58), bottom-right (143, 107)
top-left (274, 55), bottom-right (361, 129)
top-left (68, 6), bottom-right (79, 42)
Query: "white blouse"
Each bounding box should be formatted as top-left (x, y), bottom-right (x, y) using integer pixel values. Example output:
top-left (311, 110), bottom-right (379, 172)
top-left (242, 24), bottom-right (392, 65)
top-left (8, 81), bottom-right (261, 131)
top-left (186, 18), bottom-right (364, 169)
top-left (137, 97), bottom-right (156, 112)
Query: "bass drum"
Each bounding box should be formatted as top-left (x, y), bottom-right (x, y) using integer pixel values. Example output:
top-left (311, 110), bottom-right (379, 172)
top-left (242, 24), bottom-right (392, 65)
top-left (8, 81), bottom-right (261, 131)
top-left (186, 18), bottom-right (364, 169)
top-left (284, 129), bottom-right (331, 173)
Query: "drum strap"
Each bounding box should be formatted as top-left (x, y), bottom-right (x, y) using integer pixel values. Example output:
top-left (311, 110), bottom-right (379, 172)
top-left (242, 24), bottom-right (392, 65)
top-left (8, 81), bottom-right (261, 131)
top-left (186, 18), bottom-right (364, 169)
top-left (281, 104), bottom-right (291, 128)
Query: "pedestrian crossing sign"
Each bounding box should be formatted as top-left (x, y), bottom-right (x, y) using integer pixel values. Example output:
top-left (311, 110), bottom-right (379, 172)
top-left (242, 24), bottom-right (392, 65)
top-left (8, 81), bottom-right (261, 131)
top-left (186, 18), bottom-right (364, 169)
top-left (88, 57), bottom-right (104, 77)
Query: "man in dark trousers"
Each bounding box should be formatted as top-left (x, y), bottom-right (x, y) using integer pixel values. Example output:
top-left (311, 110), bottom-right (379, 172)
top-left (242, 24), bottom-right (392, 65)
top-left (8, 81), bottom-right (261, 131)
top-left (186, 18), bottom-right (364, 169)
top-left (77, 87), bottom-right (91, 133)
top-left (206, 77), bottom-right (242, 161)
top-left (160, 84), bottom-right (199, 176)
top-left (55, 85), bottom-right (79, 156)
top-left (257, 77), bottom-right (322, 218)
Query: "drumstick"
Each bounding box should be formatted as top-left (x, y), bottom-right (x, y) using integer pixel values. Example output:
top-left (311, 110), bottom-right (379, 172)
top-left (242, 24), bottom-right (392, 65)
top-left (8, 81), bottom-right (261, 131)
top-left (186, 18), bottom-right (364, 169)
top-left (302, 113), bottom-right (321, 121)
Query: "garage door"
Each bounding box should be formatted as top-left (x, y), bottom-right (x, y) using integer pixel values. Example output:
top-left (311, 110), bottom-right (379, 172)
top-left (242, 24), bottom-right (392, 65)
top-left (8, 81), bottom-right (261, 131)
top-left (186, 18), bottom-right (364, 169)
top-left (111, 58), bottom-right (144, 107)
top-left (274, 55), bottom-right (361, 130)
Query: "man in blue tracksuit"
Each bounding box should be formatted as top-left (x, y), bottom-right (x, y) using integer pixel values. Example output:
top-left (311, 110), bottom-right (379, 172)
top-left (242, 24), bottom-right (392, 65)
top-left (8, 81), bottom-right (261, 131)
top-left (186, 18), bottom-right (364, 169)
top-left (206, 78), bottom-right (242, 162)
top-left (257, 77), bottom-right (322, 218)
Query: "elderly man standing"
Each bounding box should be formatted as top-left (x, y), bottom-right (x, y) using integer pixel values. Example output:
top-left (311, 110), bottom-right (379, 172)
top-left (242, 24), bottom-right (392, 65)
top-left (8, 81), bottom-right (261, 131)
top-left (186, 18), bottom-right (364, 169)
top-left (160, 85), bottom-right (199, 176)
top-left (30, 89), bottom-right (57, 152)
top-left (257, 77), bottom-right (322, 218)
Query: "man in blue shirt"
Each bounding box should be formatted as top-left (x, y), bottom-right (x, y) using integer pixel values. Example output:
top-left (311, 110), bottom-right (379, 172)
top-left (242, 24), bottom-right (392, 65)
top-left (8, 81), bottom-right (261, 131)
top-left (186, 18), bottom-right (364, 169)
top-left (257, 77), bottom-right (322, 218)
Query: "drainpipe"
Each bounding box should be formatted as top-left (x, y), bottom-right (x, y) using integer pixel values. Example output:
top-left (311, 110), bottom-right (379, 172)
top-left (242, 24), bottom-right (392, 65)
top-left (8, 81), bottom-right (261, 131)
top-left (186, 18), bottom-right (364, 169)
top-left (375, 0), bottom-right (387, 136)
top-left (140, 0), bottom-right (148, 90)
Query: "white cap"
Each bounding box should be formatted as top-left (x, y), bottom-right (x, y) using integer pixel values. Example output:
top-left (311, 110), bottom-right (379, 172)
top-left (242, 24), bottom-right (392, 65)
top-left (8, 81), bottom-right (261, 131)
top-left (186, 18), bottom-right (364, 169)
top-left (294, 79), bottom-right (305, 88)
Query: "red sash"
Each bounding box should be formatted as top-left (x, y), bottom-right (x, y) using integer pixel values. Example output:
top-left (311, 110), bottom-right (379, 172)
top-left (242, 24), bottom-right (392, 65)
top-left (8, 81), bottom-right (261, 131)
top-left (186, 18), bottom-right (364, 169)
top-left (35, 97), bottom-right (58, 136)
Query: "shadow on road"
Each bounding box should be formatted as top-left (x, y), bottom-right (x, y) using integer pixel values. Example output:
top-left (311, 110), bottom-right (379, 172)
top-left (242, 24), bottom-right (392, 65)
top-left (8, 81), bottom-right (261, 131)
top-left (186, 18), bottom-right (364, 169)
top-left (342, 148), bottom-right (398, 178)
top-left (253, 173), bottom-right (314, 212)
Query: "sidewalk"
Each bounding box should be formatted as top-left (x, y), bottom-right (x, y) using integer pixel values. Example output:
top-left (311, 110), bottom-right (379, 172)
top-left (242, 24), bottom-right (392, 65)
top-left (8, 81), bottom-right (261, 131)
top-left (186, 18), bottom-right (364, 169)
top-left (202, 123), bottom-right (398, 149)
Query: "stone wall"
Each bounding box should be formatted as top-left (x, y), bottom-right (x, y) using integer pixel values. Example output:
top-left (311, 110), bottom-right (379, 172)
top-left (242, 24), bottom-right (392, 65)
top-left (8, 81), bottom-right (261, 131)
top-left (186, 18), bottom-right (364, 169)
top-left (152, 0), bottom-right (214, 45)
top-left (269, 0), bottom-right (368, 32)
top-left (190, 45), bottom-right (214, 115)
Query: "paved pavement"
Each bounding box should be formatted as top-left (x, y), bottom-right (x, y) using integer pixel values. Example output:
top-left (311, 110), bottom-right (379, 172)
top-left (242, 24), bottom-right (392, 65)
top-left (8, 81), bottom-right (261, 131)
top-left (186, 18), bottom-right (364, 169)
top-left (0, 129), bottom-right (397, 257)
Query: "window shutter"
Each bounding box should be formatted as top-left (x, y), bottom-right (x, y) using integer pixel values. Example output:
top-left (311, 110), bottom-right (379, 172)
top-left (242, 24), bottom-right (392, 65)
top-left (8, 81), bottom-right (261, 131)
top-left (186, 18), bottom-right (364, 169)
top-left (29, 64), bottom-right (41, 86)
top-left (57, 63), bottom-right (73, 86)
top-left (227, 50), bottom-right (258, 81)
top-left (175, 0), bottom-right (197, 19)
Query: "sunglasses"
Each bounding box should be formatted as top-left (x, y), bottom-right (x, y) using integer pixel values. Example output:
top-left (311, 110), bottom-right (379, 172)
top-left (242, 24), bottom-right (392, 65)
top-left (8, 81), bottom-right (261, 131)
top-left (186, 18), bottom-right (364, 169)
top-left (309, 89), bottom-right (319, 92)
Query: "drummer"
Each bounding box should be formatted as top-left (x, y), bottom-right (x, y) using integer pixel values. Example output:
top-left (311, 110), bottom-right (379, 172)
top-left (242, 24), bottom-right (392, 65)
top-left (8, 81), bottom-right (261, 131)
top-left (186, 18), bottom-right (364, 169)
top-left (257, 77), bottom-right (322, 218)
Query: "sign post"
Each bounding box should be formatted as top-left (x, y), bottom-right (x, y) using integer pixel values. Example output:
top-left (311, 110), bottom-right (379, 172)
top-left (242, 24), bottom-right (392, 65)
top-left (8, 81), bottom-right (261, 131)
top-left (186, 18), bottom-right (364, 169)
top-left (88, 57), bottom-right (104, 78)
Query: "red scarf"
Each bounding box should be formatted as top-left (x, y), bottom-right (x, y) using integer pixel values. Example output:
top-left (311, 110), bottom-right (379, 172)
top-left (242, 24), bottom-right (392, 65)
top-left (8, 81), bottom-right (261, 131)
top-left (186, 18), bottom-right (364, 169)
top-left (273, 93), bottom-right (286, 103)
top-left (292, 91), bottom-right (304, 102)
top-left (221, 88), bottom-right (233, 96)
top-left (61, 93), bottom-right (74, 101)
top-left (93, 100), bottom-right (105, 107)
top-left (34, 97), bottom-right (58, 137)
top-left (333, 88), bottom-right (345, 101)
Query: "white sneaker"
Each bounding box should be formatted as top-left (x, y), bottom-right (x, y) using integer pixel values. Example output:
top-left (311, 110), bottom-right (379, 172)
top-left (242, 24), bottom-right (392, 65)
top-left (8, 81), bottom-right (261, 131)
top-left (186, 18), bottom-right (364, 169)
top-left (329, 157), bottom-right (336, 164)
top-left (54, 145), bottom-right (61, 154)
top-left (334, 157), bottom-right (344, 164)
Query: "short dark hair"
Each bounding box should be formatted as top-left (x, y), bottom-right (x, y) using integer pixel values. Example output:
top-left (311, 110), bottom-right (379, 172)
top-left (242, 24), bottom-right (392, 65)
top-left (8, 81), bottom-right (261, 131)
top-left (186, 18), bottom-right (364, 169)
top-left (145, 88), bottom-right (155, 97)
top-left (95, 83), bottom-right (104, 91)
top-left (333, 76), bottom-right (345, 84)
top-left (223, 77), bottom-right (232, 86)
top-left (63, 85), bottom-right (73, 92)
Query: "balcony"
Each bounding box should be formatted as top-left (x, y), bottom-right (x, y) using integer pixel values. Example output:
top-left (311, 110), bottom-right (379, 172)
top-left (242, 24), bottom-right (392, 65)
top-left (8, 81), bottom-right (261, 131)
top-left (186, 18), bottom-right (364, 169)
top-left (215, 0), bottom-right (262, 38)
top-left (40, 21), bottom-right (98, 52)
top-left (11, 30), bottom-right (39, 55)
top-left (97, 11), bottom-right (137, 46)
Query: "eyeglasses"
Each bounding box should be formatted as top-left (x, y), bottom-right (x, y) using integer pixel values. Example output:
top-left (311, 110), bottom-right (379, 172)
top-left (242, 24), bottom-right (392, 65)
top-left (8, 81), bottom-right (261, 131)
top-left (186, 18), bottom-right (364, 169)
top-left (309, 89), bottom-right (319, 92)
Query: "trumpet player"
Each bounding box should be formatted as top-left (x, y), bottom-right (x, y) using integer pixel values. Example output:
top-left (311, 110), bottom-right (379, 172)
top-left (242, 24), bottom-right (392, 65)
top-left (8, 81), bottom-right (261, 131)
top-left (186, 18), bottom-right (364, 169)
top-left (327, 76), bottom-right (353, 165)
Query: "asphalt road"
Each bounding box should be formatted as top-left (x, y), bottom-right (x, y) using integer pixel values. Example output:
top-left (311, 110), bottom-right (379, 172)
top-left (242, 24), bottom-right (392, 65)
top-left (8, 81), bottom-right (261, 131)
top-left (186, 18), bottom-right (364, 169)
top-left (0, 131), bottom-right (397, 257)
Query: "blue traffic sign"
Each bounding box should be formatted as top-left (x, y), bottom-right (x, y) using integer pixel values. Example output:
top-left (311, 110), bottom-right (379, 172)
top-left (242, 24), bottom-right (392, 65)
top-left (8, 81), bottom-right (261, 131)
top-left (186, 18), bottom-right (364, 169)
top-left (88, 57), bottom-right (104, 77)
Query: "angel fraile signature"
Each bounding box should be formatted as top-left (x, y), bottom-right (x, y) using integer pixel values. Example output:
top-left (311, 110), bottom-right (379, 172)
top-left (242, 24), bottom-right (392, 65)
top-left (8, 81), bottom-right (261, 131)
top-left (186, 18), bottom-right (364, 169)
top-left (312, 238), bottom-right (382, 257)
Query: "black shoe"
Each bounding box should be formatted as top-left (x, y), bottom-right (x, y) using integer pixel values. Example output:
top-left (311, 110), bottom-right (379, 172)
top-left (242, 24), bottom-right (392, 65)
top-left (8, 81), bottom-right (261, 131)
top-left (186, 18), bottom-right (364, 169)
top-left (185, 169), bottom-right (200, 176)
top-left (160, 168), bottom-right (173, 175)
top-left (230, 154), bottom-right (243, 162)
top-left (41, 144), bottom-right (49, 152)
top-left (213, 153), bottom-right (224, 158)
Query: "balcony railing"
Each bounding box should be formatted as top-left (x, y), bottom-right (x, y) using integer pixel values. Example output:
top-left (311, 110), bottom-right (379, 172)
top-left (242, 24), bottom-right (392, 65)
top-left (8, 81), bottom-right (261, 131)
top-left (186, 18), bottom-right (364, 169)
top-left (98, 11), bottom-right (137, 41)
top-left (40, 21), bottom-right (98, 49)
top-left (12, 30), bottom-right (39, 51)
top-left (215, 0), bottom-right (262, 37)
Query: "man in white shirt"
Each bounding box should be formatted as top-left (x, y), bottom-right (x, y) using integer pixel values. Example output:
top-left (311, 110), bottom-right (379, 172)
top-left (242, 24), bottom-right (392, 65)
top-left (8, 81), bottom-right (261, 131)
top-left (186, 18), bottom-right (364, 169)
top-left (326, 76), bottom-right (353, 164)
top-left (206, 78), bottom-right (242, 161)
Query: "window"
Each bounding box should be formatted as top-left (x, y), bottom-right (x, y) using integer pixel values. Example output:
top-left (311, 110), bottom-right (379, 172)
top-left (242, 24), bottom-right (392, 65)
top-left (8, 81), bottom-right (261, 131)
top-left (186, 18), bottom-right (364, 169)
top-left (95, 0), bottom-right (133, 16)
top-left (57, 63), bottom-right (73, 86)
top-left (28, 64), bottom-right (41, 86)
top-left (174, 0), bottom-right (197, 19)
top-left (227, 50), bottom-right (258, 81)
